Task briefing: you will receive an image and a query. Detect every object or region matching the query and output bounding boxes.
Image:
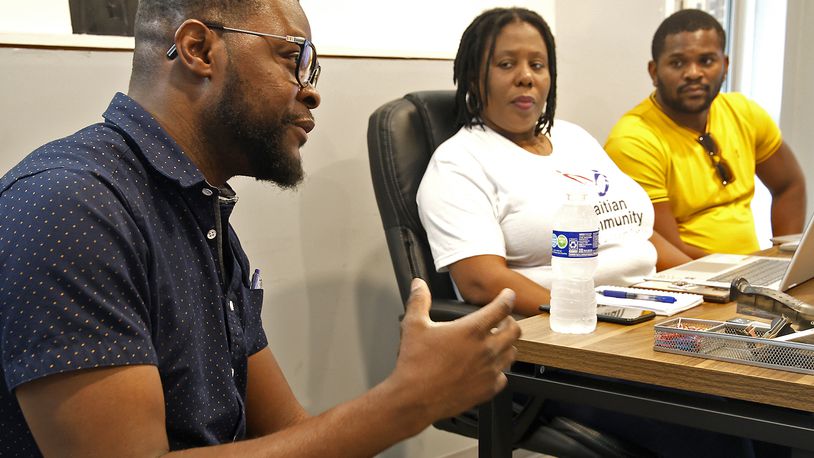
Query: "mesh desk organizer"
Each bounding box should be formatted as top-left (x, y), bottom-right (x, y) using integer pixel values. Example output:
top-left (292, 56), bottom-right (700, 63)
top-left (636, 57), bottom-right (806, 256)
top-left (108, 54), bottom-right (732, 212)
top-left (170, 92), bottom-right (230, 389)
top-left (653, 278), bottom-right (814, 375)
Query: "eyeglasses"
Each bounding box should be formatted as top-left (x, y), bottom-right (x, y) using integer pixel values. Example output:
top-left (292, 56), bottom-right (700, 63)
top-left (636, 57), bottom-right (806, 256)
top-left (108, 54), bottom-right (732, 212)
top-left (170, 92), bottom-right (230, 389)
top-left (166, 23), bottom-right (321, 88)
top-left (697, 132), bottom-right (735, 186)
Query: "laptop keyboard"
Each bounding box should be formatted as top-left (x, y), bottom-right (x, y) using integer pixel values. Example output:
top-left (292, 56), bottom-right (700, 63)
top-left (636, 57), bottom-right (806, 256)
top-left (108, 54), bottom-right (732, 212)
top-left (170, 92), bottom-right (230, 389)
top-left (709, 258), bottom-right (789, 286)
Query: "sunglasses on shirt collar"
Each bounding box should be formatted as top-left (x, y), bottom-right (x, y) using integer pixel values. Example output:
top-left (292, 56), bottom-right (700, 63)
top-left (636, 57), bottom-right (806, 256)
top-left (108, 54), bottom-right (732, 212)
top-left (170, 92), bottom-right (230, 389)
top-left (696, 132), bottom-right (736, 186)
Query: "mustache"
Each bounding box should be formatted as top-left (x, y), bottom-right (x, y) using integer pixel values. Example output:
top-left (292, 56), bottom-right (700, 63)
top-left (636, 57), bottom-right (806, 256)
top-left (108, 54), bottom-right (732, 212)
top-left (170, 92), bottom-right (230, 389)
top-left (678, 83), bottom-right (710, 93)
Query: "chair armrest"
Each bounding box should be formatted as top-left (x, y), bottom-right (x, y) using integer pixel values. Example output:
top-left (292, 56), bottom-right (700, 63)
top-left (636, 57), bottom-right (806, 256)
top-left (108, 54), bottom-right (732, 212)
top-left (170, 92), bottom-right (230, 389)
top-left (429, 298), bottom-right (481, 322)
top-left (429, 298), bottom-right (527, 322)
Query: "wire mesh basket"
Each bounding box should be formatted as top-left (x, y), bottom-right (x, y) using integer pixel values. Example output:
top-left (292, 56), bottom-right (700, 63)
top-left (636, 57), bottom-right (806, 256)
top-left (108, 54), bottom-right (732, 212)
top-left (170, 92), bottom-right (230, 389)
top-left (654, 317), bottom-right (814, 375)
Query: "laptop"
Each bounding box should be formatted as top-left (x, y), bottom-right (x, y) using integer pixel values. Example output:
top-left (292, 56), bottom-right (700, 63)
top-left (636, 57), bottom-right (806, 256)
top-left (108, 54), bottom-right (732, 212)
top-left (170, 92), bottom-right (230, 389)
top-left (647, 214), bottom-right (814, 292)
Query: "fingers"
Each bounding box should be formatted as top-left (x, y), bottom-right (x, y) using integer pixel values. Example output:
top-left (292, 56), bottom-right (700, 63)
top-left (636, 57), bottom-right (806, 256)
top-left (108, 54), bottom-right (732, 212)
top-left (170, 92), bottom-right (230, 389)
top-left (488, 315), bottom-right (520, 373)
top-left (493, 372), bottom-right (508, 394)
top-left (459, 288), bottom-right (516, 334)
top-left (402, 277), bottom-right (431, 324)
top-left (495, 343), bottom-right (518, 372)
top-left (491, 315), bottom-right (521, 347)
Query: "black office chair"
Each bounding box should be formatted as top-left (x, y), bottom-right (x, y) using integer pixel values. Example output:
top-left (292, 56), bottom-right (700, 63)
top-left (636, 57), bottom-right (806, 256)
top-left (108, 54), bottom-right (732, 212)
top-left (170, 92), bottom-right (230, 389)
top-left (367, 91), bottom-right (650, 457)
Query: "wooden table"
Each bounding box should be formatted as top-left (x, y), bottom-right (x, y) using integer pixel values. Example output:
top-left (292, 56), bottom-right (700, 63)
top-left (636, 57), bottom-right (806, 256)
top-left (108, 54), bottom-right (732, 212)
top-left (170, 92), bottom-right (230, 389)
top-left (478, 279), bottom-right (814, 457)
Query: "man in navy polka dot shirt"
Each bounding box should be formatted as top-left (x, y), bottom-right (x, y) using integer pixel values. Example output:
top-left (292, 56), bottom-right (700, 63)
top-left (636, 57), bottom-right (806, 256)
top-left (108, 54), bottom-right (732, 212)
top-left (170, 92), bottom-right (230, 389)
top-left (0, 0), bottom-right (521, 456)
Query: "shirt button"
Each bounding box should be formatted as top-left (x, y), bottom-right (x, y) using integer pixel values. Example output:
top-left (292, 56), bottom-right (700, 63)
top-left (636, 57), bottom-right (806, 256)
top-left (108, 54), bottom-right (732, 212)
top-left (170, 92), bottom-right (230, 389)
top-left (206, 229), bottom-right (217, 239)
top-left (229, 300), bottom-right (234, 311)
top-left (202, 188), bottom-right (214, 196)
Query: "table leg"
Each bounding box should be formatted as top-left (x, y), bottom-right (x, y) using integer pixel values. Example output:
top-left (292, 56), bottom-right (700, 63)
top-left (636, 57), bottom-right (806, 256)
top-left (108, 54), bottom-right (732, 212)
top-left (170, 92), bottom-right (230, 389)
top-left (478, 386), bottom-right (513, 458)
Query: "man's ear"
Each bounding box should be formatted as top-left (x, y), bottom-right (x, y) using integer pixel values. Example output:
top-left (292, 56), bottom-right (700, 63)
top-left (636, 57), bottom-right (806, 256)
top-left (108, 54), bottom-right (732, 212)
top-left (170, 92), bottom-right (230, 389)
top-left (722, 54), bottom-right (730, 81)
top-left (647, 60), bottom-right (657, 87)
top-left (172, 20), bottom-right (218, 79)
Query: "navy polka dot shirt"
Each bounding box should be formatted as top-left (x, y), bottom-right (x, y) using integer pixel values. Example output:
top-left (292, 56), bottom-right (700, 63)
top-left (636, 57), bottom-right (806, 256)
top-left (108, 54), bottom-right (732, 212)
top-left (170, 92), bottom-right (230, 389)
top-left (0, 93), bottom-right (268, 454)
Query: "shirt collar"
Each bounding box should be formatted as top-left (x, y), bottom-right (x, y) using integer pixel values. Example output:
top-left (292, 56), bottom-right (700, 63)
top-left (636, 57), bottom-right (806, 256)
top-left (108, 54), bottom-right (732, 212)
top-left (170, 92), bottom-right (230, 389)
top-left (102, 92), bottom-right (206, 188)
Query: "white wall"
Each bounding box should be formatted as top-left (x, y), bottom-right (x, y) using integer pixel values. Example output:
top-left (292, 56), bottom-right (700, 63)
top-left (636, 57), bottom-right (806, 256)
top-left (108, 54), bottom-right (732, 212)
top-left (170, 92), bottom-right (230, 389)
top-left (301, 0), bottom-right (555, 58)
top-left (5, 0), bottom-right (808, 456)
top-left (0, 0), bottom-right (133, 49)
top-left (0, 48), bottom-right (133, 169)
top-left (781, 0), bottom-right (814, 221)
top-left (0, 0), bottom-right (553, 57)
top-left (555, 0), bottom-right (666, 142)
top-left (0, 0), bottom-right (71, 34)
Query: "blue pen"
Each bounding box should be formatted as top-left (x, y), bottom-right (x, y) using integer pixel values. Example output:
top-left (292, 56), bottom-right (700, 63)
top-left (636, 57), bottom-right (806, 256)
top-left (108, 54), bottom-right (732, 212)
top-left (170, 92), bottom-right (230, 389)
top-left (599, 289), bottom-right (676, 303)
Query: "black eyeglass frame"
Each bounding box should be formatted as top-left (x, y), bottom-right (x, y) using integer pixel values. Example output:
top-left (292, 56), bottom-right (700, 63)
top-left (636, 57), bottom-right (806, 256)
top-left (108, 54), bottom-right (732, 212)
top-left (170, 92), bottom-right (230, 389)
top-left (697, 132), bottom-right (736, 186)
top-left (166, 23), bottom-right (321, 88)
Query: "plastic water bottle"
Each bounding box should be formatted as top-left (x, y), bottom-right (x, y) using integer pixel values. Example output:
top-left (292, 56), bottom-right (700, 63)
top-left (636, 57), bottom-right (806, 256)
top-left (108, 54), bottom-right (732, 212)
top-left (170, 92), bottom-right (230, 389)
top-left (549, 189), bottom-right (600, 334)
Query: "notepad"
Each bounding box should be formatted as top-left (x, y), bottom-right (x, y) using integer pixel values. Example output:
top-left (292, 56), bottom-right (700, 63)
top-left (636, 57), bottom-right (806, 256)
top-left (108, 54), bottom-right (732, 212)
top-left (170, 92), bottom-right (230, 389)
top-left (595, 285), bottom-right (703, 316)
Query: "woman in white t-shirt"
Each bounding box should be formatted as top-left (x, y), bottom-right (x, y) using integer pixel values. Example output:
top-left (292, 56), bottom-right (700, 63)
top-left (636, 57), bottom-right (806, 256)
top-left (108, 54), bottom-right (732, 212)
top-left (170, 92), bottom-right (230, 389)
top-left (417, 8), bottom-right (691, 316)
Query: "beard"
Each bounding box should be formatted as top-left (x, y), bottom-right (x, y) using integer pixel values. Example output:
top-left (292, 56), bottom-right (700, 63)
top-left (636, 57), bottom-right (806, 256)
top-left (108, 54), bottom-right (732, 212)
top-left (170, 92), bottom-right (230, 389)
top-left (202, 67), bottom-right (304, 188)
top-left (656, 76), bottom-right (724, 115)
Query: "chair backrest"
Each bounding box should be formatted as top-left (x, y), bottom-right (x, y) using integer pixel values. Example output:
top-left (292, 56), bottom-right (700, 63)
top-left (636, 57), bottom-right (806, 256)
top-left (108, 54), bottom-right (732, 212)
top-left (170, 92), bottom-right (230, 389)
top-left (367, 90), bottom-right (460, 307)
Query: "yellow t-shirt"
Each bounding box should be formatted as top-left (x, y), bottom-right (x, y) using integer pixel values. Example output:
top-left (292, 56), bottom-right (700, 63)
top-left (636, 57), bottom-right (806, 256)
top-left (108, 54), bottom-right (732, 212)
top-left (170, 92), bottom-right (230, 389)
top-left (605, 92), bottom-right (782, 254)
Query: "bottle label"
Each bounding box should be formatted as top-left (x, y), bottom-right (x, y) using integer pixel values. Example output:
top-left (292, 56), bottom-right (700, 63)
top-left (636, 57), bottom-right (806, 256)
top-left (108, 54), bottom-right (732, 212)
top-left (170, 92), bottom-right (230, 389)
top-left (551, 230), bottom-right (599, 258)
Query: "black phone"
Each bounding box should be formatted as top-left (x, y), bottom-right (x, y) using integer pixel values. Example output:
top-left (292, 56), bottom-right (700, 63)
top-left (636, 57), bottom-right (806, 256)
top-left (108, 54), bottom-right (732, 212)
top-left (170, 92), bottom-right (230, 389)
top-left (538, 304), bottom-right (656, 325)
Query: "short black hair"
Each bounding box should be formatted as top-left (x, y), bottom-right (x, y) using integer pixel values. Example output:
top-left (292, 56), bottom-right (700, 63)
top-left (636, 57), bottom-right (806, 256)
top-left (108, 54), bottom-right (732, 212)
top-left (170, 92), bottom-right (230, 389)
top-left (453, 7), bottom-right (557, 136)
top-left (131, 0), bottom-right (264, 84)
top-left (651, 9), bottom-right (726, 61)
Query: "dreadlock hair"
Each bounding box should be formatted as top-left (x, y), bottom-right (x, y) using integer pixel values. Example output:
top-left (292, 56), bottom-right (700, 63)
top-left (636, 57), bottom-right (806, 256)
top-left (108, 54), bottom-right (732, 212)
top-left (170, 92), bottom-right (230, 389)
top-left (130, 0), bottom-right (265, 86)
top-left (453, 7), bottom-right (557, 137)
top-left (651, 9), bottom-right (726, 61)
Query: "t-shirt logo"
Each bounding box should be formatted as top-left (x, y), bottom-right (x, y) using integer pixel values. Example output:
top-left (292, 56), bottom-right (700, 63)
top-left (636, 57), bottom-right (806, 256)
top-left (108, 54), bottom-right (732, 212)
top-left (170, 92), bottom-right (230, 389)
top-left (556, 170), bottom-right (610, 197)
top-left (593, 170), bottom-right (609, 197)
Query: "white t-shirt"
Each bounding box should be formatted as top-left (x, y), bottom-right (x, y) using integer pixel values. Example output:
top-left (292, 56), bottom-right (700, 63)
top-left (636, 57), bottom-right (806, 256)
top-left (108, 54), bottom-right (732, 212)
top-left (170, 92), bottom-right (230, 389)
top-left (416, 121), bottom-right (657, 289)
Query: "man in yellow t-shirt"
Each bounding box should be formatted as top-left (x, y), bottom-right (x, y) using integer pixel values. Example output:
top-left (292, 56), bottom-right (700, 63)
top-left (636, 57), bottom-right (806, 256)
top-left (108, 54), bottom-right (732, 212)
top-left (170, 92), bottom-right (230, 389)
top-left (606, 9), bottom-right (806, 258)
